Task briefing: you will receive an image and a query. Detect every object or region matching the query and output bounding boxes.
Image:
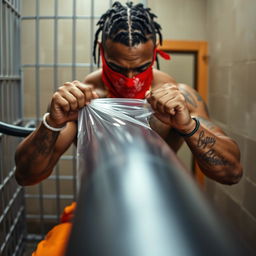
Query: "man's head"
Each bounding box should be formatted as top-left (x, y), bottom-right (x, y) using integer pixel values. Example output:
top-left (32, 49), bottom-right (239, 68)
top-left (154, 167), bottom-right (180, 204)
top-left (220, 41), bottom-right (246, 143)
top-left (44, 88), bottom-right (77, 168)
top-left (93, 1), bottom-right (162, 68)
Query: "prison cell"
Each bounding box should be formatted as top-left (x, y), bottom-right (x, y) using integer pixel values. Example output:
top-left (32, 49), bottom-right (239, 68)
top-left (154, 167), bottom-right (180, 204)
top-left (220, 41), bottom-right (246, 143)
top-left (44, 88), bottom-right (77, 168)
top-left (1, 0), bottom-right (148, 255)
top-left (0, 1), bottom-right (26, 256)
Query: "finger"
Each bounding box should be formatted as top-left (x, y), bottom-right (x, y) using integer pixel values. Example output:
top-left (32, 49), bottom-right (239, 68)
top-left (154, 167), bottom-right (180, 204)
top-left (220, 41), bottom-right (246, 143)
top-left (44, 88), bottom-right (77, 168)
top-left (151, 84), bottom-right (179, 94)
top-left (165, 96), bottom-right (186, 114)
top-left (60, 91), bottom-right (79, 111)
top-left (76, 83), bottom-right (95, 103)
top-left (68, 86), bottom-right (86, 108)
top-left (150, 90), bottom-right (176, 112)
top-left (145, 90), bottom-right (151, 99)
top-left (92, 91), bottom-right (99, 99)
top-left (53, 93), bottom-right (71, 112)
top-left (155, 93), bottom-right (176, 114)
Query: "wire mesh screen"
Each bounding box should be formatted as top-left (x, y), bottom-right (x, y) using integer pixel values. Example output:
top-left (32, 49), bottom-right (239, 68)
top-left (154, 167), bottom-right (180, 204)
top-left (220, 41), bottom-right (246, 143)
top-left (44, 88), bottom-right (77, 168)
top-left (0, 0), bottom-right (26, 256)
top-left (21, 0), bottom-right (147, 245)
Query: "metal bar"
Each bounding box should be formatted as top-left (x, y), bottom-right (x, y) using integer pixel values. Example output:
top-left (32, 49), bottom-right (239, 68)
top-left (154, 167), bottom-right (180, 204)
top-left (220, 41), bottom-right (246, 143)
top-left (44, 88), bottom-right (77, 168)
top-left (54, 0), bottom-right (61, 221)
top-left (72, 0), bottom-right (77, 200)
top-left (0, 76), bottom-right (21, 80)
top-left (26, 214), bottom-right (61, 220)
top-left (5, 1), bottom-right (8, 76)
top-left (23, 63), bottom-right (97, 68)
top-left (90, 0), bottom-right (94, 73)
top-left (13, 232), bottom-right (25, 256)
top-left (3, 0), bottom-right (21, 17)
top-left (0, 186), bottom-right (22, 225)
top-left (25, 194), bottom-right (74, 200)
top-left (22, 15), bottom-right (101, 20)
top-left (0, 207), bottom-right (24, 254)
top-left (35, 0), bottom-right (40, 123)
top-left (9, 4), bottom-right (13, 77)
top-left (72, 0), bottom-right (76, 80)
top-left (35, 0), bottom-right (45, 236)
top-left (0, 0), bottom-right (3, 75)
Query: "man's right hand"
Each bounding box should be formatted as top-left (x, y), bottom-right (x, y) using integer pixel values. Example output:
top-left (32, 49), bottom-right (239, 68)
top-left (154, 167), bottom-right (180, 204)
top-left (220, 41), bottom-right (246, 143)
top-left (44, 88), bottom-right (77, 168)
top-left (47, 80), bottom-right (98, 128)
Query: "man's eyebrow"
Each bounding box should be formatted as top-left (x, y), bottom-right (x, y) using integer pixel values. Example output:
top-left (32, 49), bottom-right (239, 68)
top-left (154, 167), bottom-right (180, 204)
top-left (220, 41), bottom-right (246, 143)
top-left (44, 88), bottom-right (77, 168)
top-left (107, 61), bottom-right (152, 71)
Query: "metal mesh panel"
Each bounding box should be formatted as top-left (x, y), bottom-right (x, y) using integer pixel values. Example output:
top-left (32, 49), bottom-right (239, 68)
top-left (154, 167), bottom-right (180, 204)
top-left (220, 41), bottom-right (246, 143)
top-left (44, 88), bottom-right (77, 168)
top-left (0, 0), bottom-right (26, 256)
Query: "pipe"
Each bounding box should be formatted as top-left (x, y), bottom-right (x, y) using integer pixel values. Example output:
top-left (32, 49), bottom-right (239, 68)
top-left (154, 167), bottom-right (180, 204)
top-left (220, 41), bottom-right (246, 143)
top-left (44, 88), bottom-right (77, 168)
top-left (0, 121), bottom-right (34, 137)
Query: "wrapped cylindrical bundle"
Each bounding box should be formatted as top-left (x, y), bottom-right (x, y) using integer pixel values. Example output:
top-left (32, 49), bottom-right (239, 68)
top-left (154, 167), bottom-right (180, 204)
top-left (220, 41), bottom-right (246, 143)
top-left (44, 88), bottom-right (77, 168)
top-left (66, 98), bottom-right (246, 256)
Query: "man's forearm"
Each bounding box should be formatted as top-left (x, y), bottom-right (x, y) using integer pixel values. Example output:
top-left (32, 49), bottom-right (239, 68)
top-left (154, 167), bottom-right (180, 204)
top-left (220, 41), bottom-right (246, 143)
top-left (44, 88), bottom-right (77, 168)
top-left (15, 123), bottom-right (60, 186)
top-left (185, 119), bottom-right (242, 184)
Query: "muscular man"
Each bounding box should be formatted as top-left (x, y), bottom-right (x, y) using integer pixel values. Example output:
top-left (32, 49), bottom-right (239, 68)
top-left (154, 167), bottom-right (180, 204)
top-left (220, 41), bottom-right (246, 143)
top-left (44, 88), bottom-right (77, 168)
top-left (15, 1), bottom-right (242, 187)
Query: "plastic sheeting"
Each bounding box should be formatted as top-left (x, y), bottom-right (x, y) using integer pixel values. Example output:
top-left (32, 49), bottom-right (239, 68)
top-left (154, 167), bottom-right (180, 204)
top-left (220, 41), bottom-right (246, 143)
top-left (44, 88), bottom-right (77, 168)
top-left (68, 98), bottom-right (247, 256)
top-left (77, 98), bottom-right (154, 188)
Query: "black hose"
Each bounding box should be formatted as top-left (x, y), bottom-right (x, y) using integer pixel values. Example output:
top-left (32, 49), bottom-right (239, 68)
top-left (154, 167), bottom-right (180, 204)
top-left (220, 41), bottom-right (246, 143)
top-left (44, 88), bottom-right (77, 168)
top-left (0, 121), bottom-right (35, 137)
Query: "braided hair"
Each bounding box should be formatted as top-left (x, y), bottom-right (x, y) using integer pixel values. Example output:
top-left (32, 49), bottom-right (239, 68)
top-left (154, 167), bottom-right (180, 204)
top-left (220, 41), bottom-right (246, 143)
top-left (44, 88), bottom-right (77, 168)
top-left (93, 1), bottom-right (163, 68)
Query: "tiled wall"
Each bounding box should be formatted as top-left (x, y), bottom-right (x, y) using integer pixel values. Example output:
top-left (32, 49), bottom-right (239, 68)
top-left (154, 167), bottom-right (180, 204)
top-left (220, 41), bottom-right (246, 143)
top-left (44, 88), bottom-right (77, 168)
top-left (206, 0), bottom-right (256, 253)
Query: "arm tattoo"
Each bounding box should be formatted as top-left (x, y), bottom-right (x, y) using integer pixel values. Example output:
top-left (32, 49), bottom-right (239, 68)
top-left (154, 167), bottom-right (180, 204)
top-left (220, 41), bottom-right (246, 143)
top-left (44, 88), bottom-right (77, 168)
top-left (197, 130), bottom-right (216, 149)
top-left (179, 88), bottom-right (198, 108)
top-left (199, 149), bottom-right (231, 166)
top-left (34, 130), bottom-right (59, 155)
top-left (193, 90), bottom-right (210, 115)
top-left (197, 117), bottom-right (216, 130)
top-left (196, 131), bottom-right (231, 166)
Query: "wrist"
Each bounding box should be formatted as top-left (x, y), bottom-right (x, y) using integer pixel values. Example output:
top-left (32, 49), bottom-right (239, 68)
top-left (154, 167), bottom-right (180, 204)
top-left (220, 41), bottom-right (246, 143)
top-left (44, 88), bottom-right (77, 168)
top-left (175, 117), bottom-right (200, 137)
top-left (43, 113), bottom-right (66, 132)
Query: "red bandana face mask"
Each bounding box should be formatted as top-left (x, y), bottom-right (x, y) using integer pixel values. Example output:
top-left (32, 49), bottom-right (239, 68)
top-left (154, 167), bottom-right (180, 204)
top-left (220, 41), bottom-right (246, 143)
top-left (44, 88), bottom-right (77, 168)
top-left (101, 45), bottom-right (171, 99)
top-left (100, 46), bottom-right (155, 99)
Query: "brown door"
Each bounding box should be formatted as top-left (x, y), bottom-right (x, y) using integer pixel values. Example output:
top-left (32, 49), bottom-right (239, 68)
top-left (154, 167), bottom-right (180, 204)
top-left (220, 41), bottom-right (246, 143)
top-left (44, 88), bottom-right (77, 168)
top-left (159, 40), bottom-right (208, 186)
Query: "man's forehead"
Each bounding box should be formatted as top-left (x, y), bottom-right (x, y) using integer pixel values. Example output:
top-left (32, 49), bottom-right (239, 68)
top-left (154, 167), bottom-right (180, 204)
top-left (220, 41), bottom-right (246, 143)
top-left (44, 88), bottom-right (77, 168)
top-left (104, 40), bottom-right (155, 61)
top-left (104, 39), bottom-right (155, 57)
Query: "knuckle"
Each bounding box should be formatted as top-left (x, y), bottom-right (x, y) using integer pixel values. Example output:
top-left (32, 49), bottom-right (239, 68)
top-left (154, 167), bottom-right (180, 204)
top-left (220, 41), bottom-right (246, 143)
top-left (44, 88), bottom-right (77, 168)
top-left (179, 94), bottom-right (186, 102)
top-left (63, 82), bottom-right (72, 87)
top-left (69, 98), bottom-right (77, 105)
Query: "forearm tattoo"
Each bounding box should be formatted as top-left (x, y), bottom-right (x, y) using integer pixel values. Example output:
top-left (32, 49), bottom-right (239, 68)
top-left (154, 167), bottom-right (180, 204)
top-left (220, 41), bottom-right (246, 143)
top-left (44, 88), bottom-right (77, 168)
top-left (180, 88), bottom-right (197, 108)
top-left (196, 130), bottom-right (231, 166)
top-left (197, 117), bottom-right (216, 130)
top-left (180, 87), bottom-right (209, 114)
top-left (34, 130), bottom-right (59, 155)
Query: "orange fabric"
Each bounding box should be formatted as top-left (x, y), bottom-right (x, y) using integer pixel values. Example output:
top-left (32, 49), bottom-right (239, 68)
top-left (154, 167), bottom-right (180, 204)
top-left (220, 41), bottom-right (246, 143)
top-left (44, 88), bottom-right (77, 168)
top-left (32, 202), bottom-right (76, 256)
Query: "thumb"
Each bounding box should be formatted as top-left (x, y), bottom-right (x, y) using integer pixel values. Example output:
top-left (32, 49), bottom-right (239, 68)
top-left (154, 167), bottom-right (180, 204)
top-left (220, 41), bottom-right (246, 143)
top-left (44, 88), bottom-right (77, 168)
top-left (145, 90), bottom-right (151, 99)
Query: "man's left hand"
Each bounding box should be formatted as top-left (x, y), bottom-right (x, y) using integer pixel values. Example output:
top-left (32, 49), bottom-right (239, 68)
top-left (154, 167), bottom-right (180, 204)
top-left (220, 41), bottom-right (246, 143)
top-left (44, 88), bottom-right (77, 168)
top-left (146, 83), bottom-right (195, 134)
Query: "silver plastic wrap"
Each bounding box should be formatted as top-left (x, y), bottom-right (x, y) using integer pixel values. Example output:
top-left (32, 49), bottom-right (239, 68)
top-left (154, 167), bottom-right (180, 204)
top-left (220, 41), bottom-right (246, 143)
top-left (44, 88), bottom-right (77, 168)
top-left (71, 98), bottom-right (247, 256)
top-left (76, 98), bottom-right (155, 189)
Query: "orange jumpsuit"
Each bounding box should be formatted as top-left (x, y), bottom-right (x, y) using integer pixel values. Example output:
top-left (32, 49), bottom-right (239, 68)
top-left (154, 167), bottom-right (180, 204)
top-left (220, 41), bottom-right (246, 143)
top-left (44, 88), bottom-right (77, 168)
top-left (32, 202), bottom-right (76, 256)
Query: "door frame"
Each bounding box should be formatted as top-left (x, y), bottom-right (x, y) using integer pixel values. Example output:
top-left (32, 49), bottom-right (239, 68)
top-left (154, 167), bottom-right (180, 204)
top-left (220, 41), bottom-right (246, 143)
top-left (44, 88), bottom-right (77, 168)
top-left (159, 40), bottom-right (208, 186)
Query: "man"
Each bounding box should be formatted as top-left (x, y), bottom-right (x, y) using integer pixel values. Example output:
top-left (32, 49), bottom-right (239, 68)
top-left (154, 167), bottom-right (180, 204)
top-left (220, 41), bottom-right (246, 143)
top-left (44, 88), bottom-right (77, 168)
top-left (15, 2), bottom-right (243, 255)
top-left (15, 1), bottom-right (242, 187)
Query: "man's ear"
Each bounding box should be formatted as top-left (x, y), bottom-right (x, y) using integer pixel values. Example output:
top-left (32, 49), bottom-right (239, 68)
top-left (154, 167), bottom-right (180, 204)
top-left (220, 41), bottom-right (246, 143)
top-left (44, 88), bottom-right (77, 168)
top-left (155, 41), bottom-right (160, 48)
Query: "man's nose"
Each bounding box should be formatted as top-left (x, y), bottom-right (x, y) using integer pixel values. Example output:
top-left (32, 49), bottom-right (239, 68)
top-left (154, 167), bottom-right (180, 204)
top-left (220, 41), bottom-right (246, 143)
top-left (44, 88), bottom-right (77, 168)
top-left (126, 70), bottom-right (135, 78)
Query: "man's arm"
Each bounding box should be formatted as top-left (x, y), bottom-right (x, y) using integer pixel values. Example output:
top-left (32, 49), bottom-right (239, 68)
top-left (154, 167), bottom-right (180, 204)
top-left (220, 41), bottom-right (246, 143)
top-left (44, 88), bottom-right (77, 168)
top-left (15, 81), bottom-right (98, 186)
top-left (146, 83), bottom-right (243, 185)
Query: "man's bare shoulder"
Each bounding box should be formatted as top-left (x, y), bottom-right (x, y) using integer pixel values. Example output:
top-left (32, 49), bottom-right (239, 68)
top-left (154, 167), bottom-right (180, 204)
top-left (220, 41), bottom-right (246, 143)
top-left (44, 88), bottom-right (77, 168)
top-left (84, 68), bottom-right (108, 97)
top-left (152, 69), bottom-right (177, 88)
top-left (84, 69), bottom-right (103, 88)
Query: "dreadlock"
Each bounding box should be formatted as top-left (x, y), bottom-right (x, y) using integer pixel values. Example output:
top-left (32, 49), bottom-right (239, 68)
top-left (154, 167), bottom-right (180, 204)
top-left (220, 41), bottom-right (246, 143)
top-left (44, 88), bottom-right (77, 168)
top-left (93, 1), bottom-right (163, 68)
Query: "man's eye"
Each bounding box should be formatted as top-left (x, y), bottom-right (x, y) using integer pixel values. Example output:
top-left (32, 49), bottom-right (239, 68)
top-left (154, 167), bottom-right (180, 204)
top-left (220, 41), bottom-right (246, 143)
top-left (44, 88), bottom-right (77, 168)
top-left (108, 64), bottom-right (124, 73)
top-left (136, 67), bottom-right (148, 73)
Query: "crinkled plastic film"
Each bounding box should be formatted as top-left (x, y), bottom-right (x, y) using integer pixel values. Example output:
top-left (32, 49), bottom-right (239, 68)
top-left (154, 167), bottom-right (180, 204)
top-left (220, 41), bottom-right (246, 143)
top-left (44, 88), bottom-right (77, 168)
top-left (77, 98), bottom-right (154, 189)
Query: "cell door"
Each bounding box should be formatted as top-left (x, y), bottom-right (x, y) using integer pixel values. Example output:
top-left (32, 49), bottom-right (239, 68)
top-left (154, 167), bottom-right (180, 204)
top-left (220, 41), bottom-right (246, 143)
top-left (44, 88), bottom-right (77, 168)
top-left (159, 40), bottom-right (208, 185)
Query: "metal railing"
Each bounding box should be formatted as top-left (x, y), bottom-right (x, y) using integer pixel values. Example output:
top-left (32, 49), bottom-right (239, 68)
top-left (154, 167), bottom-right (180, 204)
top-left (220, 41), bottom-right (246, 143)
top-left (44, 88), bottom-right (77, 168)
top-left (0, 0), bottom-right (26, 255)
